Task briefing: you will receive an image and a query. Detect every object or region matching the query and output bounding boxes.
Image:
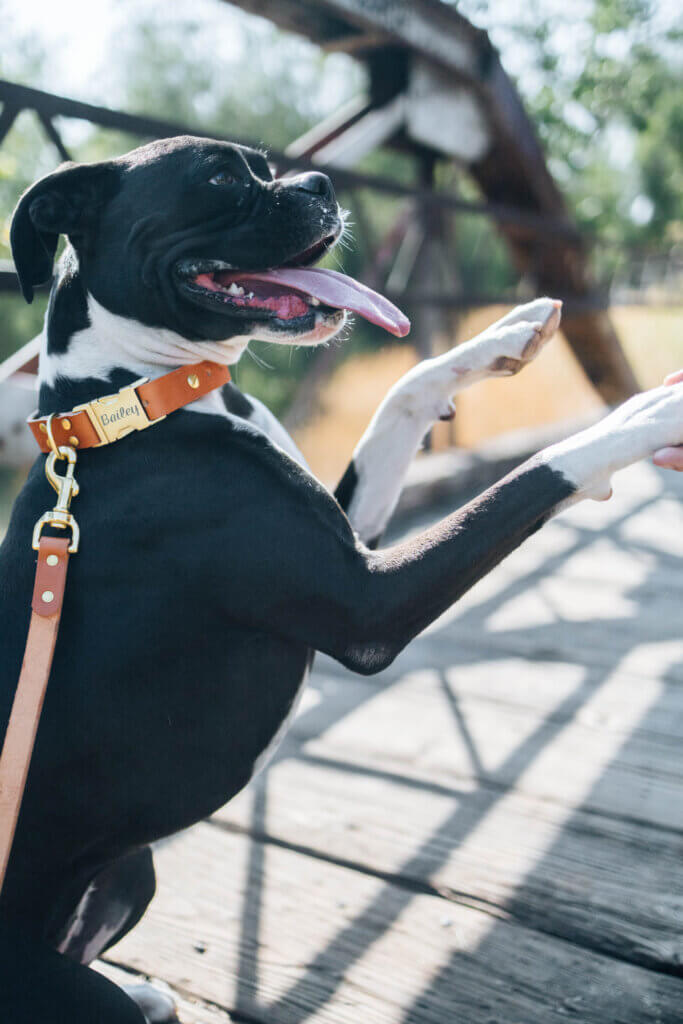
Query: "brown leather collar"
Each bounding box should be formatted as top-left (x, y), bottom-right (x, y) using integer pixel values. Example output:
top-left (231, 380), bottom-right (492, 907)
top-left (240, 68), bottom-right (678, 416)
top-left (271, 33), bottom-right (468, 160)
top-left (28, 360), bottom-right (231, 453)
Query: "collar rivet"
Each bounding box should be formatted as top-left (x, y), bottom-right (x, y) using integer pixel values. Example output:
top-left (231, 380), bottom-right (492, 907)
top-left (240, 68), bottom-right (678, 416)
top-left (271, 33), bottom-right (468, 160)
top-left (187, 374), bottom-right (200, 389)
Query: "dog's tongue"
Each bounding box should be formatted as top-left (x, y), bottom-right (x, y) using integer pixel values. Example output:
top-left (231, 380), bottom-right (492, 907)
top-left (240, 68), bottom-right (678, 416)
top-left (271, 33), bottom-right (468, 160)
top-left (233, 267), bottom-right (410, 337)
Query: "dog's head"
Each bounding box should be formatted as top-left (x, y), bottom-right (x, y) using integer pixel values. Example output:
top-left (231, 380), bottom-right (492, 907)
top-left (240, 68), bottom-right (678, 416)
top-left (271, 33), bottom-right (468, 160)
top-left (11, 136), bottom-right (408, 351)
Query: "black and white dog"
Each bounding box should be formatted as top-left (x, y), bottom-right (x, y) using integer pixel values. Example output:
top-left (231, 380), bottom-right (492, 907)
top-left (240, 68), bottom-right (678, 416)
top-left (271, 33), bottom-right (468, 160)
top-left (1, 136), bottom-right (682, 1023)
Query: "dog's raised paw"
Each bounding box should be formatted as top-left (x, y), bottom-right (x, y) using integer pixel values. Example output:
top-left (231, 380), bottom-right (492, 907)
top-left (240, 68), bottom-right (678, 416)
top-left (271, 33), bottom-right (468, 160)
top-left (123, 983), bottom-right (179, 1023)
top-left (490, 297), bottom-right (562, 339)
top-left (482, 320), bottom-right (549, 376)
top-left (544, 378), bottom-right (683, 500)
top-left (443, 299), bottom-right (562, 386)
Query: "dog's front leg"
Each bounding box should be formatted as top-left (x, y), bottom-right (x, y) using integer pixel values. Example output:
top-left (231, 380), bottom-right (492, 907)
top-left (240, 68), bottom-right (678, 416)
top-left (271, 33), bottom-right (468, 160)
top-left (342, 378), bottom-right (683, 672)
top-left (335, 298), bottom-right (562, 545)
top-left (216, 373), bottom-right (683, 677)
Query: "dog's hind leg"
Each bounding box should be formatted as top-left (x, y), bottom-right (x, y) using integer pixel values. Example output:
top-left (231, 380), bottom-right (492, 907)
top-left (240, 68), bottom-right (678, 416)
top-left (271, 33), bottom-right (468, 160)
top-left (55, 847), bottom-right (156, 963)
top-left (335, 298), bottom-right (562, 545)
top-left (54, 847), bottom-right (178, 1023)
top-left (0, 920), bottom-right (146, 1023)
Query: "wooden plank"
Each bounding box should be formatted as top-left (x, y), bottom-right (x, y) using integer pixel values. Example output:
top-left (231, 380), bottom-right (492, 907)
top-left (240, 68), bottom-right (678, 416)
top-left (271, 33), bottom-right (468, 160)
top-left (213, 755), bottom-right (683, 973)
top-left (106, 823), bottom-right (683, 1023)
top-left (438, 611), bottom-right (683, 687)
top-left (313, 646), bottom-right (683, 742)
top-left (386, 463), bottom-right (683, 679)
top-left (291, 659), bottom-right (683, 831)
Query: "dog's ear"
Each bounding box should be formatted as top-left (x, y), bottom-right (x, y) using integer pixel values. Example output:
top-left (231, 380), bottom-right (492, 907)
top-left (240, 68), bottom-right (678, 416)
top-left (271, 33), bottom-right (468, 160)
top-left (10, 161), bottom-right (119, 303)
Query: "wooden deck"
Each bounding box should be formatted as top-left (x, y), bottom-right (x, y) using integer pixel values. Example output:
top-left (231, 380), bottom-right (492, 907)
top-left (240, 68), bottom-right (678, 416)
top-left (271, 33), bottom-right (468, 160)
top-left (95, 460), bottom-right (683, 1023)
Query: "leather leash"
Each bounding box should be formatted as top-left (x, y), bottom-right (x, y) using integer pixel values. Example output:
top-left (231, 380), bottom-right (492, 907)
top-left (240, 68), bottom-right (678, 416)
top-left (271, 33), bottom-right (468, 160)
top-left (0, 360), bottom-right (230, 893)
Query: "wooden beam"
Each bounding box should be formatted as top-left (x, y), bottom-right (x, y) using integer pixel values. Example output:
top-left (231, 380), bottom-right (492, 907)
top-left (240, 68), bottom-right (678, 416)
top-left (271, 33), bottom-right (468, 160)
top-left (223, 6), bottom-right (636, 402)
top-left (0, 81), bottom-right (580, 240)
top-left (0, 78), bottom-right (637, 401)
top-left (219, 0), bottom-right (352, 47)
top-left (285, 95), bottom-right (370, 159)
top-left (309, 95), bottom-right (406, 168)
top-left (227, 0), bottom-right (489, 79)
top-left (321, 31), bottom-right (389, 54)
top-left (0, 101), bottom-right (20, 145)
top-left (36, 110), bottom-right (72, 162)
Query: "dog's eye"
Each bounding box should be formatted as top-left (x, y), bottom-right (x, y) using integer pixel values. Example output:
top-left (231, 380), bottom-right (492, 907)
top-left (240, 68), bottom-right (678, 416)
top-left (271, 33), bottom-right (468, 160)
top-left (209, 171), bottom-right (237, 186)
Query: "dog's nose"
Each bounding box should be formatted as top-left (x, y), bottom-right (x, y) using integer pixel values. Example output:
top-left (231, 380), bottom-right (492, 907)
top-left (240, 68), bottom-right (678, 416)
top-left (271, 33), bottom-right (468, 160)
top-left (293, 172), bottom-right (335, 201)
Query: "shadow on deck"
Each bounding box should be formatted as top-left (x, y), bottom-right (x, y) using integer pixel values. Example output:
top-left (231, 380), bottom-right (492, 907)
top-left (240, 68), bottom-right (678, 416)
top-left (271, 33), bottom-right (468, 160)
top-left (101, 461), bottom-right (683, 1023)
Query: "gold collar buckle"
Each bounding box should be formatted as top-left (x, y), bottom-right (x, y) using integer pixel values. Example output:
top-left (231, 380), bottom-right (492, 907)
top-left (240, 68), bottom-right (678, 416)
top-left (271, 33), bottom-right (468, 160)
top-left (74, 378), bottom-right (166, 447)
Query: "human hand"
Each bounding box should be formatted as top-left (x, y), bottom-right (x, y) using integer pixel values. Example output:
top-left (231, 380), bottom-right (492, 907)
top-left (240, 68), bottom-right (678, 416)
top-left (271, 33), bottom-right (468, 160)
top-left (652, 370), bottom-right (683, 471)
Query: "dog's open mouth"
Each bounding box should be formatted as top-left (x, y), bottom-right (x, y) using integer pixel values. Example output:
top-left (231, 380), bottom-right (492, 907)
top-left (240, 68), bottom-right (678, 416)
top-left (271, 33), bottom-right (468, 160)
top-left (175, 258), bottom-right (410, 338)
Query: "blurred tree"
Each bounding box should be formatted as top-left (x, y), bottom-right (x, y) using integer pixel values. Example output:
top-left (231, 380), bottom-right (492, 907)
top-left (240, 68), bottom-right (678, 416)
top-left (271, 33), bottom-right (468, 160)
top-left (459, 0), bottom-right (682, 248)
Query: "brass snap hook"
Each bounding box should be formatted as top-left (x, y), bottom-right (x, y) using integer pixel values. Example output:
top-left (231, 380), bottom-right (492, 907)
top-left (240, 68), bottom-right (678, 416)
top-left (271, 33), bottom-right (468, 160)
top-left (33, 445), bottom-right (81, 553)
top-left (45, 447), bottom-right (80, 504)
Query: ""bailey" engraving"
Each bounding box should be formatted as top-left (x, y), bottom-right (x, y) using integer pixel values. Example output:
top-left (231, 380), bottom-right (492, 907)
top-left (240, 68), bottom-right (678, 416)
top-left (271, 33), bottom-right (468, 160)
top-left (99, 406), bottom-right (140, 428)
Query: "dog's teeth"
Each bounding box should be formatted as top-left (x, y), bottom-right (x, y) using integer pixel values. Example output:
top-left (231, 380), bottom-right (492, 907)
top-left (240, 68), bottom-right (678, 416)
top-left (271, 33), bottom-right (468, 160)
top-left (310, 297), bottom-right (320, 306)
top-left (247, 291), bottom-right (255, 299)
top-left (227, 283), bottom-right (245, 296)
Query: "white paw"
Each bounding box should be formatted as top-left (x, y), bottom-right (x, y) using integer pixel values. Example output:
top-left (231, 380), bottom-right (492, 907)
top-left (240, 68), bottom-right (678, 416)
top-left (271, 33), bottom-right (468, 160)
top-left (545, 380), bottom-right (683, 500)
top-left (469, 319), bottom-right (551, 377)
top-left (123, 983), bottom-right (178, 1023)
top-left (380, 298), bottom-right (561, 424)
top-left (418, 302), bottom-right (561, 417)
top-left (486, 297), bottom-right (562, 335)
top-left (599, 382), bottom-right (683, 457)
top-left (468, 297), bottom-right (562, 374)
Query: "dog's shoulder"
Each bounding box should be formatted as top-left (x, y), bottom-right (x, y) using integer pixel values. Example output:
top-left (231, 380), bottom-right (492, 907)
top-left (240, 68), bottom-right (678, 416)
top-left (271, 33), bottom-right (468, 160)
top-left (173, 407), bottom-right (343, 527)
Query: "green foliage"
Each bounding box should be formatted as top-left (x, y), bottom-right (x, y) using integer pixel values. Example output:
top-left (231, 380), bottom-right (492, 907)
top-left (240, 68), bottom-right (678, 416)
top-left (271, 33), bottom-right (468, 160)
top-left (0, 293), bottom-right (47, 361)
top-left (459, 0), bottom-right (682, 247)
top-left (112, 12), bottom-right (363, 151)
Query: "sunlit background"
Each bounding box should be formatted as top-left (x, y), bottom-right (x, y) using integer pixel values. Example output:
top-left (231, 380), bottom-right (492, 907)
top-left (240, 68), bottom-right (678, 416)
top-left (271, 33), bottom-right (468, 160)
top-left (1, 0), bottom-right (681, 486)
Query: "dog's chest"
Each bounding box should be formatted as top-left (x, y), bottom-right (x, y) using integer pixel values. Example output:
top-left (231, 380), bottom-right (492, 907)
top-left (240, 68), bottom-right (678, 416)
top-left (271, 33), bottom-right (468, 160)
top-left (0, 411), bottom-right (313, 846)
